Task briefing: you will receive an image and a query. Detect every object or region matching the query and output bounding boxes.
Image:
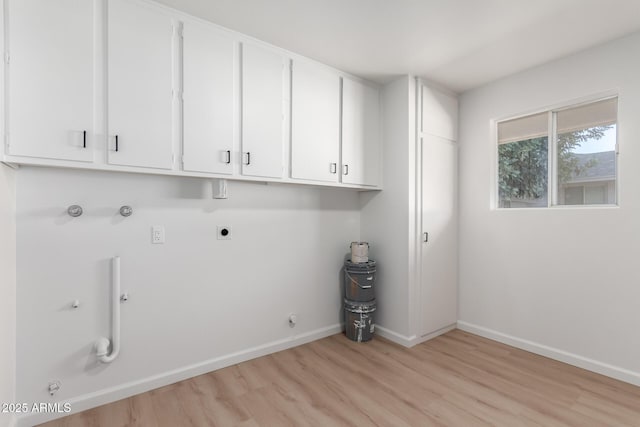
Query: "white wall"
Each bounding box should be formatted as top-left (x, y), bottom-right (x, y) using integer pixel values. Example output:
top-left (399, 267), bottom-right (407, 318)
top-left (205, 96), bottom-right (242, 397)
top-left (360, 76), bottom-right (416, 339)
top-left (0, 164), bottom-right (16, 427)
top-left (15, 166), bottom-right (360, 423)
top-left (458, 32), bottom-right (640, 384)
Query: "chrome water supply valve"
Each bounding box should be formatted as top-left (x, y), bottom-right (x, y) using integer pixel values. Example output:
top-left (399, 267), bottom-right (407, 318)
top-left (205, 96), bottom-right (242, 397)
top-left (119, 205), bottom-right (133, 217)
top-left (67, 205), bottom-right (83, 217)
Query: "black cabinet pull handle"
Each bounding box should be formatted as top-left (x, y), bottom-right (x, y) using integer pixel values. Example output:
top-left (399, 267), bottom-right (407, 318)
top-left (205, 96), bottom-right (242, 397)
top-left (344, 164), bottom-right (349, 175)
top-left (83, 130), bottom-right (87, 148)
top-left (115, 135), bottom-right (119, 152)
top-left (244, 152), bottom-right (251, 165)
top-left (226, 150), bottom-right (231, 164)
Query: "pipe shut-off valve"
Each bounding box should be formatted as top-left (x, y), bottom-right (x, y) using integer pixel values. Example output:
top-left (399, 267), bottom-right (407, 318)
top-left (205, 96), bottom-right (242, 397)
top-left (289, 313), bottom-right (297, 327)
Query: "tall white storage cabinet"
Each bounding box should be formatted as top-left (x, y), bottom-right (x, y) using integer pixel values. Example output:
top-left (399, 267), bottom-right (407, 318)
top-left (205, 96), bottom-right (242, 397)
top-left (418, 82), bottom-right (458, 337)
top-left (182, 20), bottom-right (235, 175)
top-left (107, 0), bottom-right (175, 170)
top-left (6, 0), bottom-right (94, 162)
top-left (240, 43), bottom-right (286, 179)
top-left (360, 76), bottom-right (457, 346)
top-left (291, 60), bottom-right (341, 183)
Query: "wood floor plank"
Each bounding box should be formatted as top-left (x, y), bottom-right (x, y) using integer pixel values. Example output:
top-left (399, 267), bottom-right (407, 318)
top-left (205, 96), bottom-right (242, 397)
top-left (279, 344), bottom-right (418, 426)
top-left (253, 353), bottom-right (368, 426)
top-left (38, 330), bottom-right (640, 427)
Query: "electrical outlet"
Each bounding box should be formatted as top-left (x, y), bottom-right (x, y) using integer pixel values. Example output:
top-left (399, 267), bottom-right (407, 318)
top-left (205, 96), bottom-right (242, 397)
top-left (217, 226), bottom-right (232, 240)
top-left (152, 226), bottom-right (165, 244)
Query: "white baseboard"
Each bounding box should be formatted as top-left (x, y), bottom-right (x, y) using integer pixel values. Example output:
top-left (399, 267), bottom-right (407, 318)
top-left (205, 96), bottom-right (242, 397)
top-left (457, 321), bottom-right (640, 387)
top-left (411, 324), bottom-right (457, 346)
top-left (375, 323), bottom-right (456, 348)
top-left (375, 326), bottom-right (416, 347)
top-left (17, 324), bottom-right (342, 427)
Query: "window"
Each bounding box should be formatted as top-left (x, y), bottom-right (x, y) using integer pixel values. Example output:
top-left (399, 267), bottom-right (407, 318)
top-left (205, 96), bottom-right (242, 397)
top-left (497, 97), bottom-right (617, 208)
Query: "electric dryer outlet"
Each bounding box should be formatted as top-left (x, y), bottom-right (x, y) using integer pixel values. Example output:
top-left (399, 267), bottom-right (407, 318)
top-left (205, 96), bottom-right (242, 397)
top-left (217, 226), bottom-right (232, 240)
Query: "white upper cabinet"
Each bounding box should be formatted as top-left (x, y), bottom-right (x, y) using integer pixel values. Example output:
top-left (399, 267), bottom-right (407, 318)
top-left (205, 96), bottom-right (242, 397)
top-left (182, 20), bottom-right (235, 175)
top-left (341, 78), bottom-right (381, 186)
top-left (291, 60), bottom-right (340, 183)
top-left (6, 0), bottom-right (93, 162)
top-left (3, 0), bottom-right (381, 189)
top-left (241, 43), bottom-right (286, 179)
top-left (107, 0), bottom-right (175, 170)
top-left (421, 84), bottom-right (458, 141)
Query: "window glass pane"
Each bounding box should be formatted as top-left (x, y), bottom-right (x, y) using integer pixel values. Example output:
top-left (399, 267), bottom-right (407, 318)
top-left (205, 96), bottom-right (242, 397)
top-left (585, 185), bottom-right (606, 204)
top-left (498, 113), bottom-right (548, 208)
top-left (556, 98), bottom-right (617, 206)
top-left (563, 186), bottom-right (584, 205)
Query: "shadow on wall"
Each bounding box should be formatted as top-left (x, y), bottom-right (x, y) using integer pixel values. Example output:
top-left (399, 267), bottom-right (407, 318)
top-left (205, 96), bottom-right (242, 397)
top-left (337, 251), bottom-right (356, 328)
top-left (18, 167), bottom-right (363, 218)
top-left (357, 188), bottom-right (380, 210)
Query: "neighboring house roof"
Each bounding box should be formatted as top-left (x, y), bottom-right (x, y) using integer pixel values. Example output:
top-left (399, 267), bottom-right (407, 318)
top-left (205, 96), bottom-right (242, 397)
top-left (565, 151), bottom-right (616, 184)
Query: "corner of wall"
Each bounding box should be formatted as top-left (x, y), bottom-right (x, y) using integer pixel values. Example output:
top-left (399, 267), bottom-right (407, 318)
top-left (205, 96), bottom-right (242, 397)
top-left (359, 75), bottom-right (413, 336)
top-left (0, 163), bottom-right (17, 427)
top-left (406, 75), bottom-right (420, 338)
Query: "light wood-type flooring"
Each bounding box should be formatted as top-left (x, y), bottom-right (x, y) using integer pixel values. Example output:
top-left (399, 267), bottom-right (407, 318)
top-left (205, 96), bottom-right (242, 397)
top-left (40, 330), bottom-right (640, 426)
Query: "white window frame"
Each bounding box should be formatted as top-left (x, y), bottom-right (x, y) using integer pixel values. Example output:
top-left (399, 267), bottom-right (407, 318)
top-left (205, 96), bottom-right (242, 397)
top-left (493, 92), bottom-right (619, 210)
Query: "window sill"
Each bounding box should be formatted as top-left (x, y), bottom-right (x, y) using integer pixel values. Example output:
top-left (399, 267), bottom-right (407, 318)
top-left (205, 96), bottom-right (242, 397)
top-left (493, 204), bottom-right (620, 211)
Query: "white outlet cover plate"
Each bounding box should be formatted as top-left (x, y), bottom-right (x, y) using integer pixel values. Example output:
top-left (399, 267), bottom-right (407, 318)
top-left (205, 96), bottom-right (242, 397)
top-left (217, 226), bottom-right (232, 240)
top-left (152, 226), bottom-right (165, 244)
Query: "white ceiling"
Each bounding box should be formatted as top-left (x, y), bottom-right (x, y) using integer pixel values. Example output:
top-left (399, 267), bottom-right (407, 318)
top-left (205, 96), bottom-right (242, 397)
top-left (155, 0), bottom-right (640, 93)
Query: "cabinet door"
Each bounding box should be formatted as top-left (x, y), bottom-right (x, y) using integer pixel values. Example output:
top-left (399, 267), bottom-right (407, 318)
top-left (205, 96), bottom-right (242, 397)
top-left (241, 43), bottom-right (285, 179)
top-left (421, 134), bottom-right (458, 336)
top-left (183, 21), bottom-right (235, 175)
top-left (7, 0), bottom-right (93, 162)
top-left (291, 60), bottom-right (340, 183)
top-left (421, 84), bottom-right (458, 141)
top-left (108, 0), bottom-right (174, 170)
top-left (342, 78), bottom-right (381, 186)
